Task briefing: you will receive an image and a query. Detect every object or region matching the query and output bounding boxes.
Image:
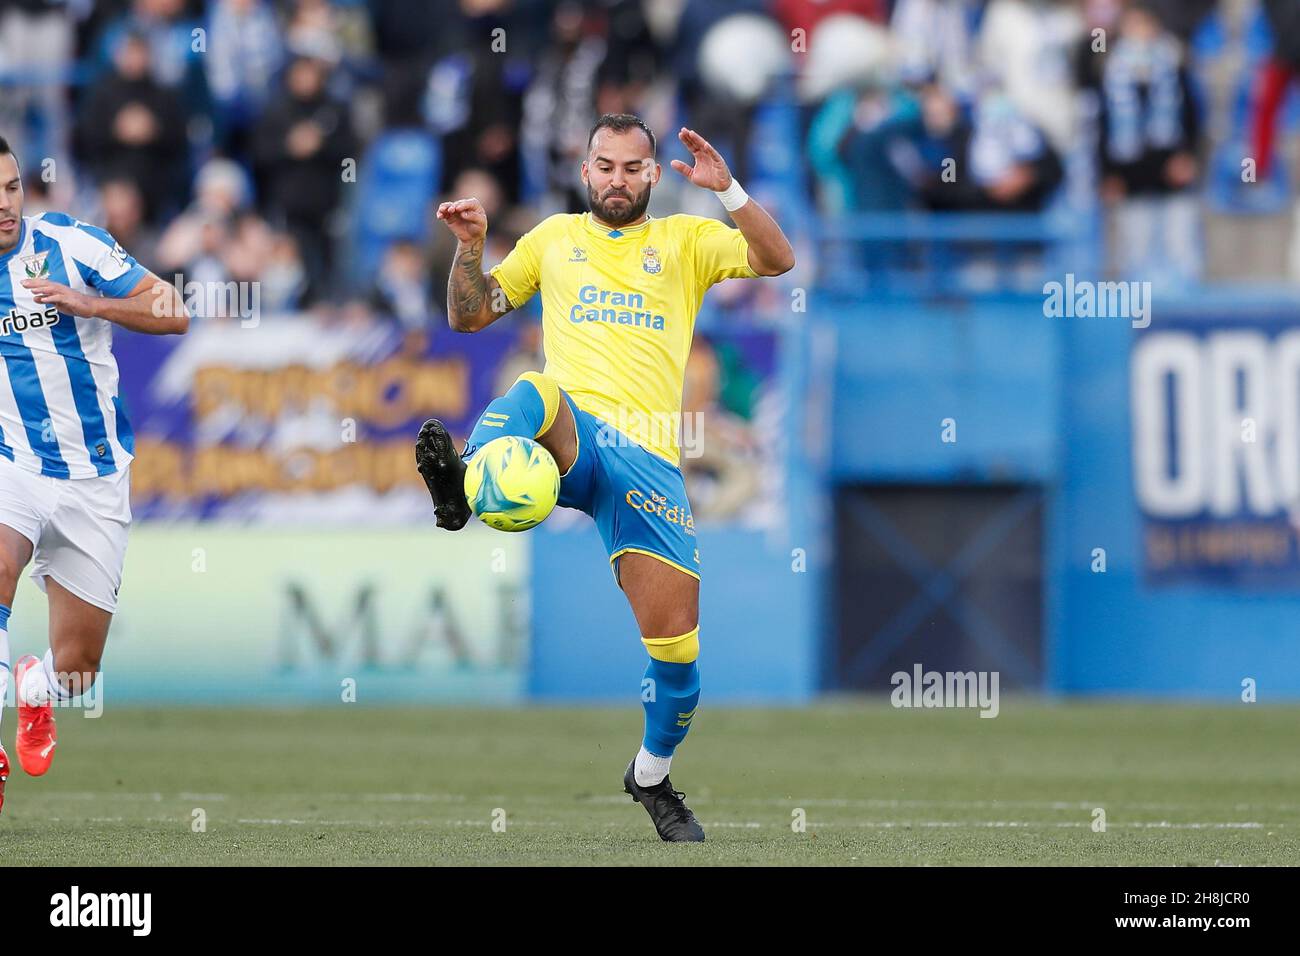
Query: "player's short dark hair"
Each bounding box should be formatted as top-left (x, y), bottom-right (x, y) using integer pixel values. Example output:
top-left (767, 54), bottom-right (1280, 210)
top-left (587, 114), bottom-right (656, 158)
top-left (0, 133), bottom-right (18, 176)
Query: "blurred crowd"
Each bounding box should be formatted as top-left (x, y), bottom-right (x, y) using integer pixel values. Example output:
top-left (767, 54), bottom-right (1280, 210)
top-left (0, 0), bottom-right (1296, 321)
top-left (816, 0), bottom-right (1215, 286)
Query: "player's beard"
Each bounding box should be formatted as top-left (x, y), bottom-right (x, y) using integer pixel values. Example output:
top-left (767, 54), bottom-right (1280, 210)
top-left (588, 180), bottom-right (651, 227)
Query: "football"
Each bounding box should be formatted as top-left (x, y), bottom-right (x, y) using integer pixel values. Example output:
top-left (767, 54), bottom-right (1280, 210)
top-left (463, 435), bottom-right (560, 532)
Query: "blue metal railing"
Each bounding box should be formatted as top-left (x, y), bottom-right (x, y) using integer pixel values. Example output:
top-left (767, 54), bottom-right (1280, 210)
top-left (812, 209), bottom-right (1101, 300)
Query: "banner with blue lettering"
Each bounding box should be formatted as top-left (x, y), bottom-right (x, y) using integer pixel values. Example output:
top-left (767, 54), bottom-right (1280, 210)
top-left (1132, 313), bottom-right (1300, 586)
top-left (113, 318), bottom-right (780, 526)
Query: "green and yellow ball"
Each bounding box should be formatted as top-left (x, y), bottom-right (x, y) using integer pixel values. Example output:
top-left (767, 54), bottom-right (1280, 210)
top-left (463, 435), bottom-right (560, 532)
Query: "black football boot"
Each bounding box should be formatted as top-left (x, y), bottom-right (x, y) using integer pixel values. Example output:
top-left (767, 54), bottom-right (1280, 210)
top-left (414, 419), bottom-right (472, 530)
top-left (623, 759), bottom-right (705, 842)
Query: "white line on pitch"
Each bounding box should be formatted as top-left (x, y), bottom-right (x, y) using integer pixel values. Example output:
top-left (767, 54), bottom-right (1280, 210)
top-left (34, 792), bottom-right (1300, 818)
top-left (37, 815), bottom-right (1282, 831)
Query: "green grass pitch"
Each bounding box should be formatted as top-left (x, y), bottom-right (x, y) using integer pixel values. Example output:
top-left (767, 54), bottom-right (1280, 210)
top-left (2, 700), bottom-right (1296, 865)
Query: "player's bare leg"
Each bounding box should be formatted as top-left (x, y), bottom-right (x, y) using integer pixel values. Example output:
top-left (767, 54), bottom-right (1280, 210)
top-left (617, 551), bottom-right (705, 842)
top-left (0, 524), bottom-right (33, 813)
top-left (532, 394), bottom-right (577, 475)
top-left (14, 577), bottom-right (111, 777)
top-left (618, 551), bottom-right (700, 635)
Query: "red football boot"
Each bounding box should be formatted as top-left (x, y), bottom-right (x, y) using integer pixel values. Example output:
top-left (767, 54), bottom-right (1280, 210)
top-left (0, 743), bottom-right (10, 814)
top-left (14, 655), bottom-right (57, 776)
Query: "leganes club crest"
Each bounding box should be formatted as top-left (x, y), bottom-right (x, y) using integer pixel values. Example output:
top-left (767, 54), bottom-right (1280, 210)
top-left (20, 251), bottom-right (49, 280)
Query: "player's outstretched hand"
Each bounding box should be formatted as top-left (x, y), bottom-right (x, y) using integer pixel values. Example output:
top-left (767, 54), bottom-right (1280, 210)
top-left (20, 278), bottom-right (98, 318)
top-left (436, 197), bottom-right (487, 244)
top-left (670, 127), bottom-right (734, 192)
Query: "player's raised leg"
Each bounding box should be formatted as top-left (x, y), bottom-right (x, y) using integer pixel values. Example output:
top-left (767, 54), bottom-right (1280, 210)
top-left (14, 577), bottom-right (111, 776)
top-left (0, 524), bottom-right (35, 813)
top-left (415, 370), bottom-right (577, 529)
top-left (617, 551), bottom-right (705, 842)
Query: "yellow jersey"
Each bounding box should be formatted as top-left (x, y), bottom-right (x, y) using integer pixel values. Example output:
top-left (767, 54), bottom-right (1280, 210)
top-left (488, 211), bottom-right (759, 464)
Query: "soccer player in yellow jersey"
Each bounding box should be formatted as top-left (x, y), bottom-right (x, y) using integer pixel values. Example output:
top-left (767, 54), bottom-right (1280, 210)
top-left (415, 114), bottom-right (794, 842)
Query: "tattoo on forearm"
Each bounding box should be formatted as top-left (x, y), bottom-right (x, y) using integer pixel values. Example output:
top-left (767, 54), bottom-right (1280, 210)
top-left (450, 239), bottom-right (486, 323)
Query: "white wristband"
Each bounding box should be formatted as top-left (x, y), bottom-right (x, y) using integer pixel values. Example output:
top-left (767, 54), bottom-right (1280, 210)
top-left (715, 177), bottom-right (749, 212)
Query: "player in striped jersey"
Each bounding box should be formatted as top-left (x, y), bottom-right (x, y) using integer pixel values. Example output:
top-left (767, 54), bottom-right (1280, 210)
top-left (0, 135), bottom-right (189, 815)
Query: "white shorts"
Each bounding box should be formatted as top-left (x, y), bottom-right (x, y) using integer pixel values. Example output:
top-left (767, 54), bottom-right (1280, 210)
top-left (0, 456), bottom-right (131, 613)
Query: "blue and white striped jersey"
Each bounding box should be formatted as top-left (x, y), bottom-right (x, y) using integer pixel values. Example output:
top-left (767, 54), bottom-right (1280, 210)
top-left (0, 212), bottom-right (147, 479)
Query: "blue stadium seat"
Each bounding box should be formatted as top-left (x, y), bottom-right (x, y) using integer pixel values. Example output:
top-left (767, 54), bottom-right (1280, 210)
top-left (351, 130), bottom-right (441, 280)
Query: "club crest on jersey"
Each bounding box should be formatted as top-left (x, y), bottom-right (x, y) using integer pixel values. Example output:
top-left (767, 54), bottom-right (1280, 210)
top-left (2, 306), bottom-right (60, 337)
top-left (20, 252), bottom-right (49, 279)
top-left (641, 246), bottom-right (662, 274)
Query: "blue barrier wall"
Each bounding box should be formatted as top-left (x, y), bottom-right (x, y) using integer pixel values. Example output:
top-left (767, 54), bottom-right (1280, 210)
top-left (529, 524), bottom-right (818, 701)
top-left (1051, 294), bottom-right (1300, 697)
top-left (823, 290), bottom-right (1300, 698)
top-left (827, 297), bottom-right (1060, 483)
